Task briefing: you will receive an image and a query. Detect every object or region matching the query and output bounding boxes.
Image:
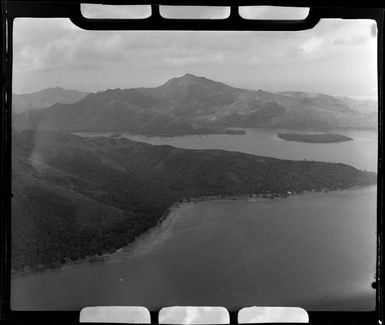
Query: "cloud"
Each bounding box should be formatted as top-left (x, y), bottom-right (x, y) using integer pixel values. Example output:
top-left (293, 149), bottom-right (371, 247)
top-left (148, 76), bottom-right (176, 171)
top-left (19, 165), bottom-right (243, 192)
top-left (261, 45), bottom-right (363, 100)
top-left (298, 36), bottom-right (324, 54)
top-left (163, 53), bottom-right (224, 66)
top-left (333, 34), bottom-right (368, 45)
top-left (248, 55), bottom-right (261, 65)
top-left (12, 18), bottom-right (377, 98)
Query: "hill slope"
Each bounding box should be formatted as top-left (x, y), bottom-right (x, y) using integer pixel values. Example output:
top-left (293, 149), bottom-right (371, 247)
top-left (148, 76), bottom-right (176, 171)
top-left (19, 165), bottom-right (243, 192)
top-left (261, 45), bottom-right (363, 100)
top-left (12, 130), bottom-right (376, 271)
top-left (13, 74), bottom-right (377, 135)
top-left (13, 87), bottom-right (89, 113)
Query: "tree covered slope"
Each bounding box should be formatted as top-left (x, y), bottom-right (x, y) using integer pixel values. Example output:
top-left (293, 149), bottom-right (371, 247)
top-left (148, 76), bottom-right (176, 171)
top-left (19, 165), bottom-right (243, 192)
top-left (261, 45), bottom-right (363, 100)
top-left (13, 74), bottom-right (377, 135)
top-left (12, 130), bottom-right (376, 270)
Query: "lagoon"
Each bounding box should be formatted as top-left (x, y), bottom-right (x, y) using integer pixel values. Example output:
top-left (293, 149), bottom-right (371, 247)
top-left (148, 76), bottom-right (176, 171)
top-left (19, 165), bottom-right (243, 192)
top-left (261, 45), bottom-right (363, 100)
top-left (76, 128), bottom-right (377, 172)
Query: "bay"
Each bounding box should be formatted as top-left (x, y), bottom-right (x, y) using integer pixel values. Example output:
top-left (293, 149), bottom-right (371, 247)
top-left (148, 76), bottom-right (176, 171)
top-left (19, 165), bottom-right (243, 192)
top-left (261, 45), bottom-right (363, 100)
top-left (76, 128), bottom-right (377, 172)
top-left (11, 186), bottom-right (377, 311)
top-left (12, 129), bottom-right (378, 311)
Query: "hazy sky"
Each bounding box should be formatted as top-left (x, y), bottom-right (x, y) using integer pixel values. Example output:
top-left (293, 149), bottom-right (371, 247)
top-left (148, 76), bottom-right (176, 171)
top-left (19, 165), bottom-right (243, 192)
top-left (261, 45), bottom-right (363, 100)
top-left (13, 7), bottom-right (378, 98)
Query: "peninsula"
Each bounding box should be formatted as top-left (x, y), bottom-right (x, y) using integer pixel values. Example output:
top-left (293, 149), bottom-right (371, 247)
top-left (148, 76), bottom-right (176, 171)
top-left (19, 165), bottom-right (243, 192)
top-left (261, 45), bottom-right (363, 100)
top-left (12, 130), bottom-right (375, 272)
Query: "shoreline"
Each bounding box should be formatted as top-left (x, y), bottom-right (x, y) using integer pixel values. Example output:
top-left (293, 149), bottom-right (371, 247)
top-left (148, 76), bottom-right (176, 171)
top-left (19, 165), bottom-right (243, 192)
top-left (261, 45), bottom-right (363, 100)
top-left (74, 128), bottom-right (247, 138)
top-left (74, 127), bottom-right (377, 139)
top-left (12, 184), bottom-right (376, 276)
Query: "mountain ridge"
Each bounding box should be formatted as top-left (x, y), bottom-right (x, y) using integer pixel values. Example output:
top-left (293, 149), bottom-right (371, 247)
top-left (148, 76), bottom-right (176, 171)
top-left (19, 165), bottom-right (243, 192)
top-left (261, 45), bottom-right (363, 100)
top-left (13, 74), bottom-right (378, 135)
top-left (13, 87), bottom-right (89, 113)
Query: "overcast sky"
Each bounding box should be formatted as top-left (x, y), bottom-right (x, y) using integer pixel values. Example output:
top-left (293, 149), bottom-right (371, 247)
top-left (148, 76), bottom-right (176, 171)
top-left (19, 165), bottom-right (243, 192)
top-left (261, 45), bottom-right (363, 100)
top-left (12, 7), bottom-right (378, 99)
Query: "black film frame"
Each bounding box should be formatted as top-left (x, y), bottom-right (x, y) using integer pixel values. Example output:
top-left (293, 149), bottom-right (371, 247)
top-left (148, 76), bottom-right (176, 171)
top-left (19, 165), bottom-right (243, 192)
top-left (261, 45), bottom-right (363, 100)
top-left (0, 1), bottom-right (384, 325)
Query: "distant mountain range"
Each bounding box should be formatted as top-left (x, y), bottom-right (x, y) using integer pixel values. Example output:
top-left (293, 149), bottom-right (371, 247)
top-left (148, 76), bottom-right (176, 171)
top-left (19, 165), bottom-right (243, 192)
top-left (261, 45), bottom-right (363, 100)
top-left (12, 74), bottom-right (377, 135)
top-left (12, 129), bottom-right (376, 270)
top-left (13, 87), bottom-right (89, 113)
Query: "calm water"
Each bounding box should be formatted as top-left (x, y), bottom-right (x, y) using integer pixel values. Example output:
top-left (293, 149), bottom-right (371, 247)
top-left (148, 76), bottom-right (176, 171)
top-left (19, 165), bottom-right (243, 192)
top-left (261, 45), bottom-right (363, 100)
top-left (76, 129), bottom-right (378, 172)
top-left (12, 129), bottom-right (378, 311)
top-left (12, 186), bottom-right (376, 311)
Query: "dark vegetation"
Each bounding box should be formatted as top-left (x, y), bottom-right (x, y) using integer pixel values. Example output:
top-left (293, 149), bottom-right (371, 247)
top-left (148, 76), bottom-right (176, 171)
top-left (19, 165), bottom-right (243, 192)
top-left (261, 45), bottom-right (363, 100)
top-left (12, 74), bottom-right (377, 135)
top-left (277, 133), bottom-right (353, 143)
top-left (12, 130), bottom-right (376, 272)
top-left (224, 129), bottom-right (247, 135)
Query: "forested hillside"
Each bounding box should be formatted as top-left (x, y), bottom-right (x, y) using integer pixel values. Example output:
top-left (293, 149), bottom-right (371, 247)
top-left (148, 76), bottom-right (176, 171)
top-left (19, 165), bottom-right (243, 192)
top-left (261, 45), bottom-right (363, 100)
top-left (13, 74), bottom-right (377, 135)
top-left (12, 130), bottom-right (376, 271)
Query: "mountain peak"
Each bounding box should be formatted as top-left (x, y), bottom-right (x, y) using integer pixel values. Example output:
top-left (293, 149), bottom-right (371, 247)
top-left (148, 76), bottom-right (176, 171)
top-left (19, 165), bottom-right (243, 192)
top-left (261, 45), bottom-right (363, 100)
top-left (158, 74), bottom-right (239, 94)
top-left (41, 87), bottom-right (64, 94)
top-left (180, 73), bottom-right (202, 80)
top-left (167, 73), bottom-right (204, 84)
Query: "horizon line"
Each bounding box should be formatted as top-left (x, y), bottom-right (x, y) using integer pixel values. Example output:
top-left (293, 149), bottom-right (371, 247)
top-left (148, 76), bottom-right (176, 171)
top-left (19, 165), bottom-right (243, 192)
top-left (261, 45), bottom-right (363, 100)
top-left (12, 73), bottom-right (378, 101)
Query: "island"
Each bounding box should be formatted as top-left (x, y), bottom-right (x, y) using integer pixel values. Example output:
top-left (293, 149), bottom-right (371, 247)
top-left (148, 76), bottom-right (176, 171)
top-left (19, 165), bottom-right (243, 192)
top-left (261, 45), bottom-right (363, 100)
top-left (277, 132), bottom-right (353, 143)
